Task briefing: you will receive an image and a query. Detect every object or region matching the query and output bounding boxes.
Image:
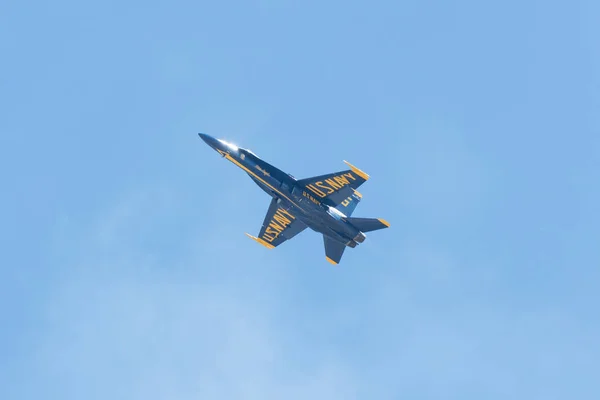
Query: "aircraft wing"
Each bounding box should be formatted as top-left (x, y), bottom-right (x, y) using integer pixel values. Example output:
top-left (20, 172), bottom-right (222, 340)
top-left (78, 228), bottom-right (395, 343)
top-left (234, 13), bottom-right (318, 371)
top-left (297, 161), bottom-right (369, 203)
top-left (245, 198), bottom-right (307, 248)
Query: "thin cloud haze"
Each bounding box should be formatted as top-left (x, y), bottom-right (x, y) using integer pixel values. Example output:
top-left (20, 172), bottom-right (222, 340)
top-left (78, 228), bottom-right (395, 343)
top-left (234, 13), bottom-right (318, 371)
top-left (1, 1), bottom-right (599, 399)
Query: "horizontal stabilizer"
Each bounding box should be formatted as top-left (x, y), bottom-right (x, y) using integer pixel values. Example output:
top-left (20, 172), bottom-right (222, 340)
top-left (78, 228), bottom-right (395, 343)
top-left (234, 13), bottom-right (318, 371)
top-left (346, 217), bottom-right (390, 233)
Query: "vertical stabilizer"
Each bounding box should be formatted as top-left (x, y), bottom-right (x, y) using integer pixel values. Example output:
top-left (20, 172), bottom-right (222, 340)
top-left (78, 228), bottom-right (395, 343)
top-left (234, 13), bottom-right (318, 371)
top-left (323, 235), bottom-right (346, 265)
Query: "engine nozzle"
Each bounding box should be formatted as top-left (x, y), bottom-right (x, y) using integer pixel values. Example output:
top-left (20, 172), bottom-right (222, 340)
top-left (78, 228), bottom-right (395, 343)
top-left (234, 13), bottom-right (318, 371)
top-left (353, 231), bottom-right (366, 243)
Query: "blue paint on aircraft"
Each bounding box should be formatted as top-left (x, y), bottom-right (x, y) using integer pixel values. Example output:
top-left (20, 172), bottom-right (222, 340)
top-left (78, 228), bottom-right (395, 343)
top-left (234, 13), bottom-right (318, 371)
top-left (198, 133), bottom-right (390, 264)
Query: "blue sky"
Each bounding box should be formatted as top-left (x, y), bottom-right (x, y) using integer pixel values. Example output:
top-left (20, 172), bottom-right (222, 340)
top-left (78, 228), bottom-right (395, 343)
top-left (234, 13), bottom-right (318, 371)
top-left (1, 0), bottom-right (599, 398)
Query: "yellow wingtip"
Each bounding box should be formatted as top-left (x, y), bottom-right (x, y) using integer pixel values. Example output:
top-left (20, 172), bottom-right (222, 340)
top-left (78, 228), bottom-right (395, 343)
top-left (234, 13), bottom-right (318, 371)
top-left (245, 233), bottom-right (275, 249)
top-left (343, 160), bottom-right (369, 180)
top-left (326, 256), bottom-right (338, 265)
top-left (378, 218), bottom-right (390, 227)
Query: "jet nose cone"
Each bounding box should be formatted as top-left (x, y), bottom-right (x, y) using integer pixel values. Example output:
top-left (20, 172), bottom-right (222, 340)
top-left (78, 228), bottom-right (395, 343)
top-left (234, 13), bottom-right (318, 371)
top-left (198, 133), bottom-right (219, 149)
top-left (198, 133), bottom-right (211, 144)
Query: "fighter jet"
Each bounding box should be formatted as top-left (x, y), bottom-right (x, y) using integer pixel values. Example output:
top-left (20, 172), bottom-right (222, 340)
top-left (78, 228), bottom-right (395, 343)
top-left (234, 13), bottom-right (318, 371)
top-left (198, 133), bottom-right (390, 264)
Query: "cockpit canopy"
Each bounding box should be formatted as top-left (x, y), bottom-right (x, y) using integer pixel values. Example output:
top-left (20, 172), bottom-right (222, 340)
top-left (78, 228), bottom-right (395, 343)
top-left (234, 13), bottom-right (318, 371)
top-left (217, 139), bottom-right (239, 151)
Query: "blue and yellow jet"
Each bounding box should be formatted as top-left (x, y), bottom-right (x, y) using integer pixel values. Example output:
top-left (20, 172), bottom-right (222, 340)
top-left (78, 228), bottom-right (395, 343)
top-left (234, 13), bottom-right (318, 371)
top-left (198, 133), bottom-right (390, 265)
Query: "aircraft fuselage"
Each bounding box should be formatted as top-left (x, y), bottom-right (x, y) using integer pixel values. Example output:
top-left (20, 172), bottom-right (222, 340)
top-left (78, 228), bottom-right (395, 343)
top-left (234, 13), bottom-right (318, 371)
top-left (198, 134), bottom-right (364, 247)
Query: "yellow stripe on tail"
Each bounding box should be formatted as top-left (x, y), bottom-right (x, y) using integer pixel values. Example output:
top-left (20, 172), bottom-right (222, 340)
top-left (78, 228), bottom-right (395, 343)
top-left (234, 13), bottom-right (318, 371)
top-left (326, 256), bottom-right (338, 265)
top-left (378, 218), bottom-right (390, 227)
